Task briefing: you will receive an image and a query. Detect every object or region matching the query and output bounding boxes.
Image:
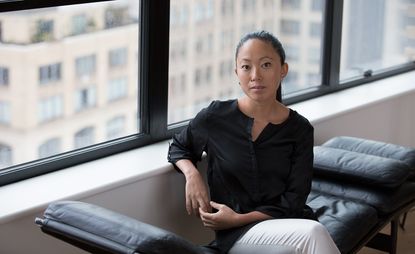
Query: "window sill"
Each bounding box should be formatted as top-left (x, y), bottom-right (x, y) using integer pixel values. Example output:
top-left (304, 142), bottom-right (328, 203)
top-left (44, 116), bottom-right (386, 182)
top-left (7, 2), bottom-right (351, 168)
top-left (1, 71), bottom-right (415, 224)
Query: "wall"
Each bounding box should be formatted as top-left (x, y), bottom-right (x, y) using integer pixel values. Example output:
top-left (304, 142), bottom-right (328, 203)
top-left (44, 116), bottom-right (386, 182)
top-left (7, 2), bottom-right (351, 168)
top-left (0, 85), bottom-right (414, 254)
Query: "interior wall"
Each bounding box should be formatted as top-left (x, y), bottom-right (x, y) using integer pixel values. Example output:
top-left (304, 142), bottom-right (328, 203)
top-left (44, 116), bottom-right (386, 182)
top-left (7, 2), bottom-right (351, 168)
top-left (0, 90), bottom-right (414, 254)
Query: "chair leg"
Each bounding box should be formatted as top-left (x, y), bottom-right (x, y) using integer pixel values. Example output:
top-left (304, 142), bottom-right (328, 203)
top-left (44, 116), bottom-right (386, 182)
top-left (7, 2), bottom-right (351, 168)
top-left (390, 219), bottom-right (398, 254)
top-left (399, 212), bottom-right (407, 230)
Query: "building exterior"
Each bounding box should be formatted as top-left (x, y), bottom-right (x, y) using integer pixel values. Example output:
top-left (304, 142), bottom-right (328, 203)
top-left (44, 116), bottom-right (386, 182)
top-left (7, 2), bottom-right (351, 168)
top-left (0, 0), bottom-right (414, 170)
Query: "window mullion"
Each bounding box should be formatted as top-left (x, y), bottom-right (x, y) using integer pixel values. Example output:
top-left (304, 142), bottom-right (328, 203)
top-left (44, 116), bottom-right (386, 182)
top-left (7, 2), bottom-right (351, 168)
top-left (323, 0), bottom-right (343, 90)
top-left (144, 0), bottom-right (170, 141)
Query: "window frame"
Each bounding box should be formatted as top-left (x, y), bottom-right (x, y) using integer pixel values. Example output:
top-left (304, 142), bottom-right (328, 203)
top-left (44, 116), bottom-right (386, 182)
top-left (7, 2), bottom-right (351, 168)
top-left (0, 0), bottom-right (414, 186)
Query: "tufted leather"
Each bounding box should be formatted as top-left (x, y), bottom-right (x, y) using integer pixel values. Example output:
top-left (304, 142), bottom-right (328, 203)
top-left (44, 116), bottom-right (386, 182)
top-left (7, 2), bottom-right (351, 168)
top-left (322, 136), bottom-right (415, 179)
top-left (312, 177), bottom-right (415, 215)
top-left (41, 201), bottom-right (207, 254)
top-left (313, 146), bottom-right (410, 188)
top-left (307, 191), bottom-right (378, 254)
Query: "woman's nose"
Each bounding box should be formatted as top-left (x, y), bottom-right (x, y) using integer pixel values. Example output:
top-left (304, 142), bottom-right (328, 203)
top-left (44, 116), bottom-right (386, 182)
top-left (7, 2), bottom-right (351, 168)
top-left (250, 67), bottom-right (262, 81)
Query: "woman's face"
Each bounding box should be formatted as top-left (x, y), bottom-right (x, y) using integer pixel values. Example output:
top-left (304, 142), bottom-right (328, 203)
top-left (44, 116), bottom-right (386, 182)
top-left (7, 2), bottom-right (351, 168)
top-left (235, 38), bottom-right (288, 103)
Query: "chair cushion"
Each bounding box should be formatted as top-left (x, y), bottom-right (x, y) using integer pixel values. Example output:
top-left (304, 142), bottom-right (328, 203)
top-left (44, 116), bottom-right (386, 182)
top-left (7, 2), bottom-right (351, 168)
top-left (307, 191), bottom-right (378, 254)
top-left (41, 201), bottom-right (205, 254)
top-left (313, 146), bottom-right (410, 188)
top-left (312, 177), bottom-right (415, 215)
top-left (322, 136), bottom-right (415, 179)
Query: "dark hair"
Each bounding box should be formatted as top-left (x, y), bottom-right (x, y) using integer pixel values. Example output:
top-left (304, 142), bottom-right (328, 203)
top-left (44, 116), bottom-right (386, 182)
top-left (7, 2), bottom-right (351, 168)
top-left (235, 30), bottom-right (286, 65)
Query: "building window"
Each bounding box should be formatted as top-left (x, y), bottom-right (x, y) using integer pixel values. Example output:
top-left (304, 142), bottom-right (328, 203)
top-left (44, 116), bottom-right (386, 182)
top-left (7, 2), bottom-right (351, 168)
top-left (0, 144), bottom-right (12, 168)
top-left (32, 19), bottom-right (54, 42)
top-left (76, 54), bottom-right (96, 78)
top-left (72, 14), bottom-right (88, 35)
top-left (74, 126), bottom-right (95, 149)
top-left (310, 22), bottom-right (322, 38)
top-left (285, 45), bottom-right (301, 62)
top-left (38, 138), bottom-right (61, 159)
top-left (0, 67), bottom-right (9, 86)
top-left (106, 115), bottom-right (126, 140)
top-left (308, 47), bottom-right (321, 64)
top-left (75, 86), bottom-right (96, 112)
top-left (108, 77), bottom-right (128, 101)
top-left (0, 101), bottom-right (10, 124)
top-left (282, 0), bottom-right (301, 10)
top-left (39, 63), bottom-right (61, 84)
top-left (38, 95), bottom-right (63, 123)
top-left (281, 19), bottom-right (300, 35)
top-left (109, 47), bottom-right (127, 68)
top-left (105, 6), bottom-right (129, 28)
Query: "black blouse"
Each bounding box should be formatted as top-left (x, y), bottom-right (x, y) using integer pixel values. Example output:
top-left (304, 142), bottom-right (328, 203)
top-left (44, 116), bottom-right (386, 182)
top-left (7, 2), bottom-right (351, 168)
top-left (168, 99), bottom-right (315, 253)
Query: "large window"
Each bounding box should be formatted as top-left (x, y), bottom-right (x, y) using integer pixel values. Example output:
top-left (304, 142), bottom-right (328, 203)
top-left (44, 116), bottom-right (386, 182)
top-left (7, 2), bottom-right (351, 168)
top-left (0, 0), bottom-right (140, 184)
top-left (168, 0), bottom-right (326, 124)
top-left (0, 0), bottom-right (414, 186)
top-left (340, 0), bottom-right (415, 81)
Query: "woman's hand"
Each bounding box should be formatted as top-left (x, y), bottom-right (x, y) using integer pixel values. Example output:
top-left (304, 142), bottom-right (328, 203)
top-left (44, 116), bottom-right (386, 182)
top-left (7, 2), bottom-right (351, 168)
top-left (184, 169), bottom-right (211, 217)
top-left (176, 159), bottom-right (211, 217)
top-left (199, 201), bottom-right (240, 230)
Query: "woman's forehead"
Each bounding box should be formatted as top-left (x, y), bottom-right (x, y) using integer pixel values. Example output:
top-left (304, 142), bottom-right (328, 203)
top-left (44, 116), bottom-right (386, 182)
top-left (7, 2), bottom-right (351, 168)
top-left (237, 39), bottom-right (280, 60)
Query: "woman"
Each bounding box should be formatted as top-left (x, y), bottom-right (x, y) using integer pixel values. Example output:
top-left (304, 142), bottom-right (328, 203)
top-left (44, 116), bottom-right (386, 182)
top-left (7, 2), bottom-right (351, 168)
top-left (168, 31), bottom-right (340, 254)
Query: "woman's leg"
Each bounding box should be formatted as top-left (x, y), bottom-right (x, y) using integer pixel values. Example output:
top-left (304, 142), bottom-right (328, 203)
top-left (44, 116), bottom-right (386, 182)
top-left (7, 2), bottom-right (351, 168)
top-left (228, 219), bottom-right (340, 254)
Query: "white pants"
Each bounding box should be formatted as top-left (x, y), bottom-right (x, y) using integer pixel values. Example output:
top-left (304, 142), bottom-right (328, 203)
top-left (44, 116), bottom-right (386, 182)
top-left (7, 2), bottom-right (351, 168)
top-left (228, 219), bottom-right (340, 254)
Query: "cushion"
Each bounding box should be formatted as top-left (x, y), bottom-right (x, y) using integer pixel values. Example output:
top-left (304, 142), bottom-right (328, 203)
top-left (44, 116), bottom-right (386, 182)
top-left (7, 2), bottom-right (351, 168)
top-left (322, 136), bottom-right (415, 179)
top-left (313, 146), bottom-right (410, 188)
top-left (307, 191), bottom-right (378, 254)
top-left (40, 201), bottom-right (205, 254)
top-left (312, 177), bottom-right (415, 214)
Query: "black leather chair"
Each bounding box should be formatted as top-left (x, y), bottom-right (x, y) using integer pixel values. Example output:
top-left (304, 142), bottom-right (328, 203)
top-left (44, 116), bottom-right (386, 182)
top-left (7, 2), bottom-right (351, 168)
top-left (35, 136), bottom-right (415, 254)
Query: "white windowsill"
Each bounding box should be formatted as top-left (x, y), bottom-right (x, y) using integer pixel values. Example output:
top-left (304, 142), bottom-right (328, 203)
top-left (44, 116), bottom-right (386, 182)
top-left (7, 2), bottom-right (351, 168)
top-left (1, 71), bottom-right (415, 224)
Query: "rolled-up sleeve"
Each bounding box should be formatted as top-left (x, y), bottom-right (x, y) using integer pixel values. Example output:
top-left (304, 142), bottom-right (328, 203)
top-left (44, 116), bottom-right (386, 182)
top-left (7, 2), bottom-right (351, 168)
top-left (168, 107), bottom-right (210, 169)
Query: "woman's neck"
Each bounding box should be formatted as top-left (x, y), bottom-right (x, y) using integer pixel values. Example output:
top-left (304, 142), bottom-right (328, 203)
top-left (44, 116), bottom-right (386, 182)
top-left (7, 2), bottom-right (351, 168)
top-left (238, 97), bottom-right (284, 121)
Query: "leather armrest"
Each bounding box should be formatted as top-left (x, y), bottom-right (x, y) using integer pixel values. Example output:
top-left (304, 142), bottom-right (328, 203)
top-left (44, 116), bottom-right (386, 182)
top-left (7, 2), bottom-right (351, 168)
top-left (37, 201), bottom-right (204, 254)
top-left (313, 146), bottom-right (410, 188)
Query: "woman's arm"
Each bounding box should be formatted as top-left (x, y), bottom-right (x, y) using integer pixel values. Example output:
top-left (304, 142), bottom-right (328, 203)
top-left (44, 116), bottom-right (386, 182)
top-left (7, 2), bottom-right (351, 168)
top-left (199, 201), bottom-right (272, 230)
top-left (176, 159), bottom-right (211, 216)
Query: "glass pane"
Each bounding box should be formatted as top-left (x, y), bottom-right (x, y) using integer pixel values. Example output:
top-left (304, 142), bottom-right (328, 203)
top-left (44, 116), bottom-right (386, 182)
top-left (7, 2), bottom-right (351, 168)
top-left (168, 0), bottom-right (326, 124)
top-left (0, 0), bottom-right (140, 170)
top-left (340, 0), bottom-right (415, 81)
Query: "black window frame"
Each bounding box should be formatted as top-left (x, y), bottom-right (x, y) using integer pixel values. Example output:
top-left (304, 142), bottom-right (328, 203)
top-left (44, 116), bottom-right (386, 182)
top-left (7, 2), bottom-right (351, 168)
top-left (0, 0), bottom-right (414, 187)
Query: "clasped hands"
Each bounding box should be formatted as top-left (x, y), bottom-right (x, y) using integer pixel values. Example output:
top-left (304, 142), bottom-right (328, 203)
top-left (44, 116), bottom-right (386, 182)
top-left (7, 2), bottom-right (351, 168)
top-left (185, 171), bottom-right (239, 230)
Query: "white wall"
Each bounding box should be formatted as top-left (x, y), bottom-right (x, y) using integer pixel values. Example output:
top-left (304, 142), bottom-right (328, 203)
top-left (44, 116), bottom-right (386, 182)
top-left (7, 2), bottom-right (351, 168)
top-left (1, 82), bottom-right (415, 254)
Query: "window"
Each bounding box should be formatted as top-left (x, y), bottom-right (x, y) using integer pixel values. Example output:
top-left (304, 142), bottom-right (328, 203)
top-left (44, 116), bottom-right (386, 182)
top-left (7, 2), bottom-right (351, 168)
top-left (74, 126), bottom-right (95, 149)
top-left (0, 1), bottom-right (140, 180)
top-left (39, 63), bottom-right (61, 84)
top-left (310, 22), bottom-right (322, 38)
top-left (108, 77), bottom-right (128, 101)
top-left (38, 138), bottom-right (61, 159)
top-left (0, 101), bottom-right (10, 124)
top-left (32, 19), bottom-right (54, 42)
top-left (281, 19), bottom-right (301, 35)
top-left (340, 0), bottom-right (415, 81)
top-left (0, 67), bottom-right (8, 86)
top-left (75, 86), bottom-right (96, 112)
top-left (106, 116), bottom-right (126, 140)
top-left (0, 144), bottom-right (12, 168)
top-left (38, 95), bottom-right (63, 123)
top-left (72, 14), bottom-right (88, 35)
top-left (1, 0), bottom-right (415, 186)
top-left (282, 0), bottom-right (301, 10)
top-left (76, 54), bottom-right (96, 78)
top-left (109, 47), bottom-right (127, 68)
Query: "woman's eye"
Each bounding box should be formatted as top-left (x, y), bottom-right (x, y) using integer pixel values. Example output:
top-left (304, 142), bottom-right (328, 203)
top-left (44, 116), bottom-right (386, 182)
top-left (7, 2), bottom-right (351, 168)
top-left (262, 62), bottom-right (272, 68)
top-left (241, 65), bottom-right (250, 70)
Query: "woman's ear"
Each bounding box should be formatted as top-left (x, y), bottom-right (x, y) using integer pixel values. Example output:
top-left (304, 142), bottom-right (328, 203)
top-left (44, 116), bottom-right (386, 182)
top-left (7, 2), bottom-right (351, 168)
top-left (281, 63), bottom-right (289, 78)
